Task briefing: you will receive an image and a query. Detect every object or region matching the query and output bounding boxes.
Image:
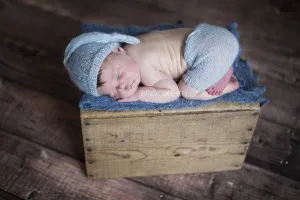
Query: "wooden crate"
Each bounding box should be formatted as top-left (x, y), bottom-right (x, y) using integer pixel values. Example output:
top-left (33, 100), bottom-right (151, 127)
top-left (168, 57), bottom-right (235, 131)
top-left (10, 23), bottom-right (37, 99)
top-left (80, 102), bottom-right (260, 179)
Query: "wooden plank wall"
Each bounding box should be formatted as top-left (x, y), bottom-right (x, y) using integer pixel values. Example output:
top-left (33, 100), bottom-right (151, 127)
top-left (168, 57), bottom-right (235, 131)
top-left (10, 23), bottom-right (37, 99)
top-left (0, 0), bottom-right (299, 199)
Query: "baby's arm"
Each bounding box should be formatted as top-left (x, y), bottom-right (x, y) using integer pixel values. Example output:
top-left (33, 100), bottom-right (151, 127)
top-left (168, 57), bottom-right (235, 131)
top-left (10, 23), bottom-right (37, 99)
top-left (141, 79), bottom-right (180, 103)
top-left (118, 59), bottom-right (182, 104)
top-left (118, 78), bottom-right (180, 103)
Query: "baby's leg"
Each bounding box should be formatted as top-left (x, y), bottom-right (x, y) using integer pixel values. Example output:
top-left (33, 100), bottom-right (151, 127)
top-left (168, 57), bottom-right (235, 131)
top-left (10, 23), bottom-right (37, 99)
top-left (206, 66), bottom-right (234, 96)
top-left (179, 74), bottom-right (239, 100)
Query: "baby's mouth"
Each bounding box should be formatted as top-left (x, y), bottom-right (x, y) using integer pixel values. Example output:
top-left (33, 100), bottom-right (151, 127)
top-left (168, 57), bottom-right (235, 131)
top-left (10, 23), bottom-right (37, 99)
top-left (128, 80), bottom-right (137, 89)
top-left (131, 80), bottom-right (136, 88)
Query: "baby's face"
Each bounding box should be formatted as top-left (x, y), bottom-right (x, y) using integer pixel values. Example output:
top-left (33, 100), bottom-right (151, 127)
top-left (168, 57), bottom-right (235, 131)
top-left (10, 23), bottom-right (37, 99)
top-left (97, 49), bottom-right (140, 99)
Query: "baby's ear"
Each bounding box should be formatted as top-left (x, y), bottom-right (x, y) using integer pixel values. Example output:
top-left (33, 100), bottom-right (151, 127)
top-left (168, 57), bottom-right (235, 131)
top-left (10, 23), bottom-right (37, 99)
top-left (113, 46), bottom-right (126, 55)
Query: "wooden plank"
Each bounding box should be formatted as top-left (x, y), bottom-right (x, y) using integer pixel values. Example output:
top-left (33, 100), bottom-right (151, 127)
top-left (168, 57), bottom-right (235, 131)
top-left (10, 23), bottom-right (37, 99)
top-left (0, 33), bottom-right (81, 103)
top-left (18, 0), bottom-right (198, 27)
top-left (246, 113), bottom-right (300, 181)
top-left (17, 0), bottom-right (298, 48)
top-left (0, 189), bottom-right (22, 200)
top-left (131, 163), bottom-right (300, 200)
top-left (0, 130), bottom-right (183, 200)
top-left (0, 77), bottom-right (84, 160)
top-left (81, 108), bottom-right (258, 178)
top-left (20, 0), bottom-right (300, 47)
top-left (0, 0), bottom-right (82, 102)
top-left (243, 46), bottom-right (300, 88)
top-left (2, 125), bottom-right (299, 200)
top-left (0, 0), bottom-right (81, 51)
top-left (260, 78), bottom-right (300, 109)
top-left (260, 101), bottom-right (300, 129)
top-left (81, 102), bottom-right (260, 119)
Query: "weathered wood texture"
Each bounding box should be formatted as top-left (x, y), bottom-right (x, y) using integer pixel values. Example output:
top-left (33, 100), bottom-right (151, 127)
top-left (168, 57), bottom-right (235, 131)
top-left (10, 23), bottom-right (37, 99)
top-left (0, 77), bottom-right (84, 160)
top-left (0, 0), bottom-right (81, 51)
top-left (132, 164), bottom-right (300, 200)
top-left (0, 0), bottom-right (299, 199)
top-left (0, 189), bottom-right (22, 200)
top-left (1, 126), bottom-right (300, 200)
top-left (7, 0), bottom-right (298, 180)
top-left (246, 114), bottom-right (300, 179)
top-left (81, 103), bottom-right (259, 178)
top-left (1, 72), bottom-right (298, 181)
top-left (0, 0), bottom-right (81, 103)
top-left (0, 130), bottom-right (183, 200)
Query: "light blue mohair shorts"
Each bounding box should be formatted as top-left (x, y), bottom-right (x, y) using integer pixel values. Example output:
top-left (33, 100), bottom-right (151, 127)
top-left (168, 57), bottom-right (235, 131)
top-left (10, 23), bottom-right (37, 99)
top-left (183, 24), bottom-right (239, 91)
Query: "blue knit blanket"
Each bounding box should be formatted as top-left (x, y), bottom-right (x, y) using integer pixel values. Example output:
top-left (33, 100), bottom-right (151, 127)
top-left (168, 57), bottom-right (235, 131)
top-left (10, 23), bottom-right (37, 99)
top-left (79, 21), bottom-right (267, 111)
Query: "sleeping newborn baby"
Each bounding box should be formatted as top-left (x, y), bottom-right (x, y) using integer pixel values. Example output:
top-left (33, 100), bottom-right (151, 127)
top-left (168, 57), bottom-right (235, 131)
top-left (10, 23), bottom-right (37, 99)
top-left (63, 24), bottom-right (239, 103)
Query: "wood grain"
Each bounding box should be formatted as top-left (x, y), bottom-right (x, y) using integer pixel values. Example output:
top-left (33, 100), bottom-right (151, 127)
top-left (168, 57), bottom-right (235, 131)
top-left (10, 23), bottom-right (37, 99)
top-left (0, 33), bottom-right (81, 103)
top-left (0, 0), bottom-right (299, 198)
top-left (246, 115), bottom-right (300, 180)
top-left (260, 78), bottom-right (300, 109)
top-left (1, 73), bottom-right (300, 181)
top-left (0, 189), bottom-right (22, 200)
top-left (80, 102), bottom-right (260, 119)
top-left (0, 130), bottom-right (183, 200)
top-left (0, 0), bottom-right (82, 102)
top-left (131, 163), bottom-right (300, 200)
top-left (0, 0), bottom-right (81, 51)
top-left (81, 106), bottom-right (259, 178)
top-left (18, 0), bottom-right (197, 26)
top-left (2, 127), bottom-right (299, 200)
top-left (260, 101), bottom-right (300, 129)
top-left (0, 77), bottom-right (84, 160)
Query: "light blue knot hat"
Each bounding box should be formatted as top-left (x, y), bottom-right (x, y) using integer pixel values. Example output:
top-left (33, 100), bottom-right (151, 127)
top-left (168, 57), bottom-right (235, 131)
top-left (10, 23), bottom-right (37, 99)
top-left (63, 32), bottom-right (140, 96)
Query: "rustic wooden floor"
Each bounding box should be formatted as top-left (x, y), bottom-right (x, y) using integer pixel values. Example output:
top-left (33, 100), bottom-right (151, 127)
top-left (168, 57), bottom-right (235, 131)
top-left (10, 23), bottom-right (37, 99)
top-left (0, 0), bottom-right (299, 199)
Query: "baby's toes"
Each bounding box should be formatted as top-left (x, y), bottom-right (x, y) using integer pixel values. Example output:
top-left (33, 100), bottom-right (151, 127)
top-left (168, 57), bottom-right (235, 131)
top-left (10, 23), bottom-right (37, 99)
top-left (213, 89), bottom-right (218, 96)
top-left (206, 87), bottom-right (213, 95)
top-left (231, 74), bottom-right (237, 82)
top-left (215, 89), bottom-right (222, 96)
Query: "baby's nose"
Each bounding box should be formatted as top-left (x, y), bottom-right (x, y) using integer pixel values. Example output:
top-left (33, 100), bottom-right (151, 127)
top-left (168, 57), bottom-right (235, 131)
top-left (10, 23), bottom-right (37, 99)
top-left (119, 84), bottom-right (131, 90)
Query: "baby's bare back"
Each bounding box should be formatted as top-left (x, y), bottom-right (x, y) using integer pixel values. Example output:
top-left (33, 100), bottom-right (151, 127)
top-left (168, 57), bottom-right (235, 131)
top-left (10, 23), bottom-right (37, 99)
top-left (124, 28), bottom-right (193, 85)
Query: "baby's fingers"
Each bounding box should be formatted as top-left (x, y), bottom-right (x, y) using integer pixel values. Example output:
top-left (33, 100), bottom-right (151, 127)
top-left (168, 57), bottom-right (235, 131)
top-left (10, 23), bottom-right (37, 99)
top-left (117, 97), bottom-right (137, 103)
top-left (117, 98), bottom-right (130, 102)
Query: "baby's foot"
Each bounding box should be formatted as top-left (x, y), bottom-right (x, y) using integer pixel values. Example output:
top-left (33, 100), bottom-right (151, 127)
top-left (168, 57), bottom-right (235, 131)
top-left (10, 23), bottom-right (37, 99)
top-left (206, 67), bottom-right (234, 96)
top-left (227, 74), bottom-right (240, 92)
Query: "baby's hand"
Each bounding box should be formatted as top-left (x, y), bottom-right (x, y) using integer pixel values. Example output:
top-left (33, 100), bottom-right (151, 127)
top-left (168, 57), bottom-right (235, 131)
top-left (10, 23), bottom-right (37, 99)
top-left (117, 90), bottom-right (140, 102)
